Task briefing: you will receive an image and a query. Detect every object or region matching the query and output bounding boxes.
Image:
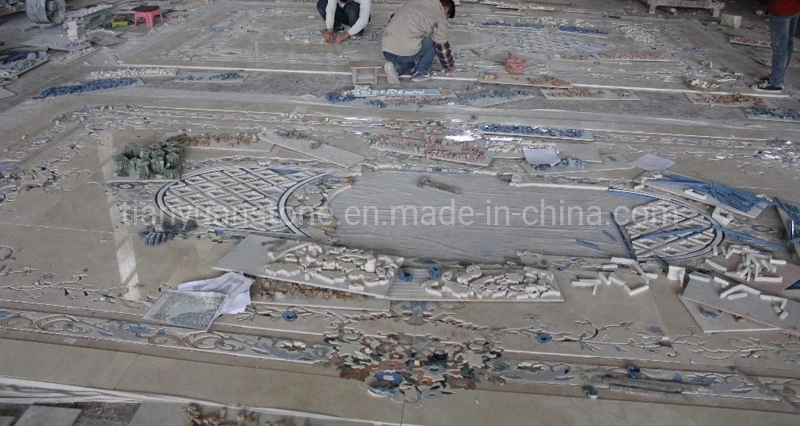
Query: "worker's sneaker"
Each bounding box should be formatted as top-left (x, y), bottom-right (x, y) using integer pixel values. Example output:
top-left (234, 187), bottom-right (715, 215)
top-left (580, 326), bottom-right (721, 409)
top-left (752, 80), bottom-right (783, 92)
top-left (384, 62), bottom-right (401, 85)
top-left (411, 72), bottom-right (432, 82)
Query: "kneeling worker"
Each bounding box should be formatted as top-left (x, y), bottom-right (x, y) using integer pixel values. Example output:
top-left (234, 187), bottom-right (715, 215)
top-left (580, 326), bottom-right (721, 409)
top-left (382, 0), bottom-right (455, 83)
top-left (317, 0), bottom-right (372, 44)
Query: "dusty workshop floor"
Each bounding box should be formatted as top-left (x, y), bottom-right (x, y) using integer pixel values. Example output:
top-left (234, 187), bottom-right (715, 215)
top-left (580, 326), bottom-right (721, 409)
top-left (0, 0), bottom-right (799, 425)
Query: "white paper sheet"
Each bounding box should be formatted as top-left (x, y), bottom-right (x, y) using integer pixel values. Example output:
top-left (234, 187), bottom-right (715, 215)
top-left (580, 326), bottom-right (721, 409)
top-left (177, 272), bottom-right (253, 316)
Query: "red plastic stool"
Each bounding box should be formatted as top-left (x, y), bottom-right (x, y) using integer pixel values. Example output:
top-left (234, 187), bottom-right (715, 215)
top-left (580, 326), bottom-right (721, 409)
top-left (133, 6), bottom-right (163, 28)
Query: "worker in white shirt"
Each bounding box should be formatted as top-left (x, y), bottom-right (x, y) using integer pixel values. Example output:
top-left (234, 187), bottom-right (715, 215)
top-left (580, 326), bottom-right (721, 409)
top-left (317, 0), bottom-right (372, 44)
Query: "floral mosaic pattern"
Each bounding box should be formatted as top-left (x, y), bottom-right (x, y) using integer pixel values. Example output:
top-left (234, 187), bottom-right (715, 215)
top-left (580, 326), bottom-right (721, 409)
top-left (0, 306), bottom-right (793, 405)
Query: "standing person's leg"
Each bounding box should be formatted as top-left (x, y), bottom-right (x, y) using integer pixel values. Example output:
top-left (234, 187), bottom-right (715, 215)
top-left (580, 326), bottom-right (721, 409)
top-left (785, 14), bottom-right (800, 77)
top-left (769, 13), bottom-right (791, 87)
top-left (412, 36), bottom-right (436, 77)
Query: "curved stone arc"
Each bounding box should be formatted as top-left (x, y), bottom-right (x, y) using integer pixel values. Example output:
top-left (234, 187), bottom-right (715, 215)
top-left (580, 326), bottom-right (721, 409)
top-left (156, 166), bottom-right (330, 236)
top-left (277, 171), bottom-right (333, 237)
top-left (613, 188), bottom-right (723, 260)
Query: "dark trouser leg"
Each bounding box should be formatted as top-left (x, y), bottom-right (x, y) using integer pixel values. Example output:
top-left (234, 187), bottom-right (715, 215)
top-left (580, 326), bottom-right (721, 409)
top-left (785, 14), bottom-right (800, 77)
top-left (342, 1), bottom-right (360, 27)
top-left (413, 36), bottom-right (436, 75)
top-left (316, 0), bottom-right (328, 20)
top-left (769, 13), bottom-right (793, 87)
top-left (383, 51), bottom-right (415, 76)
top-left (318, 0), bottom-right (347, 31)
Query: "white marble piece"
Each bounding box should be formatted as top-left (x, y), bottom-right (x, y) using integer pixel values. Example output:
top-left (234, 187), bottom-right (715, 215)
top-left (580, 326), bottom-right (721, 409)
top-left (385, 266), bottom-right (564, 302)
top-left (15, 406), bottom-right (82, 426)
top-left (128, 402), bottom-right (187, 426)
top-left (0, 86), bottom-right (15, 100)
top-left (592, 52), bottom-right (674, 62)
top-left (704, 253), bottom-right (800, 294)
top-left (556, 142), bottom-right (602, 163)
top-left (216, 235), bottom-right (401, 299)
top-left (678, 296), bottom-right (779, 333)
top-left (522, 147), bottom-right (561, 166)
top-left (259, 129), bottom-right (364, 168)
top-left (682, 278), bottom-right (800, 336)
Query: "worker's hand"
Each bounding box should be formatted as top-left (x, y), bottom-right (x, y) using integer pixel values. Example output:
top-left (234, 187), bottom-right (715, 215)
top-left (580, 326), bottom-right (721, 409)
top-left (324, 29), bottom-right (334, 44)
top-left (335, 33), bottom-right (351, 44)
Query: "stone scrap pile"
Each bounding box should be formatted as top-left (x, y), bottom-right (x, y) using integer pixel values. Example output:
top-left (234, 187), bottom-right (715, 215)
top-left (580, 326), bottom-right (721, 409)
top-left (0, 51), bottom-right (49, 79)
top-left (263, 242), bottom-right (402, 293)
top-left (217, 236), bottom-right (564, 303)
top-left (166, 132), bottom-right (259, 148)
top-left (371, 136), bottom-right (496, 167)
top-left (421, 266), bottom-right (562, 301)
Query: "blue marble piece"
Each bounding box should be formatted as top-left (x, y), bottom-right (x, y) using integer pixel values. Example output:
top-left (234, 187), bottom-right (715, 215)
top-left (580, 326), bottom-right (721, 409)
top-left (481, 20), bottom-right (545, 29)
top-left (36, 78), bottom-right (138, 99)
top-left (324, 91), bottom-right (356, 103)
top-left (650, 173), bottom-right (773, 213)
top-left (367, 99), bottom-right (387, 108)
top-left (482, 123), bottom-right (585, 138)
top-left (456, 87), bottom-right (531, 105)
top-left (559, 25), bottom-right (608, 35)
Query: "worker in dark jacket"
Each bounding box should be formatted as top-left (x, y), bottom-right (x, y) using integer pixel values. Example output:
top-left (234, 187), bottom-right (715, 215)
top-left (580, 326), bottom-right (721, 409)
top-left (381, 0), bottom-right (455, 84)
top-left (754, 0), bottom-right (800, 92)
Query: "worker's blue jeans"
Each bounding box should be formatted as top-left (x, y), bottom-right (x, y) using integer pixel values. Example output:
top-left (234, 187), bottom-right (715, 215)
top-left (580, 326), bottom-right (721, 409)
top-left (317, 0), bottom-right (361, 34)
top-left (769, 12), bottom-right (800, 87)
top-left (383, 36), bottom-right (436, 76)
